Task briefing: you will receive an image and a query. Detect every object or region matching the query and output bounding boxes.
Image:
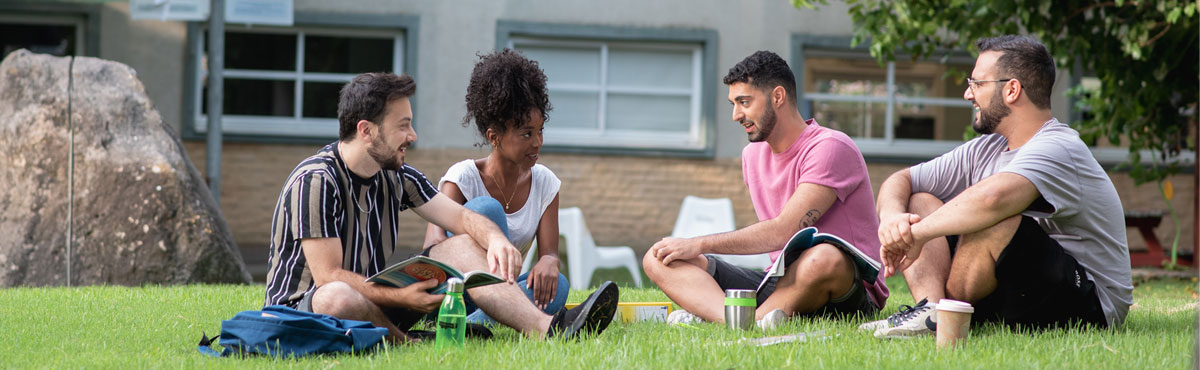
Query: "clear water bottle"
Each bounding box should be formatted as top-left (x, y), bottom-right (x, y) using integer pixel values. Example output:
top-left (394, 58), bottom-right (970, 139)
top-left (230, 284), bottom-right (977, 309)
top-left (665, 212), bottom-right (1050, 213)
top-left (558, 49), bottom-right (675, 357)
top-left (435, 278), bottom-right (466, 348)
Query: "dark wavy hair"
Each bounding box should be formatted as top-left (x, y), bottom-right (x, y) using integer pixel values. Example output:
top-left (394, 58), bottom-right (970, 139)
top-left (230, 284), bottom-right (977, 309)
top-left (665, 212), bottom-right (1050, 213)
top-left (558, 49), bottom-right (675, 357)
top-left (337, 72), bottom-right (416, 141)
top-left (463, 49), bottom-right (551, 140)
top-left (976, 35), bottom-right (1055, 109)
top-left (723, 50), bottom-right (797, 105)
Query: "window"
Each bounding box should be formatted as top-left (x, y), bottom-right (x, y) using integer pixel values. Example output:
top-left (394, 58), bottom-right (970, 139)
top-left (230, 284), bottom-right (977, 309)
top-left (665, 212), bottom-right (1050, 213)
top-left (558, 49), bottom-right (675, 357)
top-left (498, 22), bottom-right (717, 156)
top-left (0, 14), bottom-right (82, 58)
top-left (805, 56), bottom-right (974, 140)
top-left (191, 26), bottom-right (403, 138)
top-left (0, 3), bottom-right (98, 59)
top-left (793, 36), bottom-right (976, 159)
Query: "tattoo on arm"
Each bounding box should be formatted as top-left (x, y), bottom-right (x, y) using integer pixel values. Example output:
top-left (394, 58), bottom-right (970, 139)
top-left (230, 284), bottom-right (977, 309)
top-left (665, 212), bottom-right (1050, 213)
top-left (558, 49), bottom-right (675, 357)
top-left (800, 209), bottom-right (822, 228)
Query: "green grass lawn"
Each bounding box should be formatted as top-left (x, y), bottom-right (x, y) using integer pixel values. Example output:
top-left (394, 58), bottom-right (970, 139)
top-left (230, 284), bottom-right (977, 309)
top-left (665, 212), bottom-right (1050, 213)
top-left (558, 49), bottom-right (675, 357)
top-left (1, 273), bottom-right (1195, 369)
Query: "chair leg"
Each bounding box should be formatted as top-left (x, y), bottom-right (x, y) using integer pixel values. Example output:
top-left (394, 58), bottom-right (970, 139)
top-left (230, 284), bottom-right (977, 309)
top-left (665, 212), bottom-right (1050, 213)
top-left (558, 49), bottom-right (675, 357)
top-left (623, 260), bottom-right (642, 287)
top-left (569, 254), bottom-right (592, 290)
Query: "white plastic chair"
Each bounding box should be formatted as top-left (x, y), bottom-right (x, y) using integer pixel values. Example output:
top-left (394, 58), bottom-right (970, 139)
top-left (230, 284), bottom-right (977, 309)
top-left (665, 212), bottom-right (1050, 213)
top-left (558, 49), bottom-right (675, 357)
top-left (548, 207), bottom-right (641, 290)
top-left (671, 196), bottom-right (771, 270)
top-left (520, 234), bottom-right (566, 274)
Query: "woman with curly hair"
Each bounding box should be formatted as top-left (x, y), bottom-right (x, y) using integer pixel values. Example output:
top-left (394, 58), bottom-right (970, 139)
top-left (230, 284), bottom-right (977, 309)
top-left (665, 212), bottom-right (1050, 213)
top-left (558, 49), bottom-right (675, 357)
top-left (424, 49), bottom-right (569, 325)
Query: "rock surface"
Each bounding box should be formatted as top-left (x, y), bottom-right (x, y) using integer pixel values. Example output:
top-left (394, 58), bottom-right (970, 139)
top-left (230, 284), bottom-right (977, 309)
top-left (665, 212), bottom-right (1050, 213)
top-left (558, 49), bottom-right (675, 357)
top-left (0, 50), bottom-right (251, 286)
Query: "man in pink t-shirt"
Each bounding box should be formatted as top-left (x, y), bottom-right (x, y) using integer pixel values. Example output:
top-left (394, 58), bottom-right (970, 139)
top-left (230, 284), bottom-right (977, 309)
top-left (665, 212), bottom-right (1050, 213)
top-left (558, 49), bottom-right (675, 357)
top-left (644, 51), bottom-right (889, 328)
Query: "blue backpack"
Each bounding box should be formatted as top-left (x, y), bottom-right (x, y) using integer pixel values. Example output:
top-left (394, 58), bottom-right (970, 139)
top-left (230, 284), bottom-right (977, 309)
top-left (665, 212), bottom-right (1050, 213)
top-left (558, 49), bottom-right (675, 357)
top-left (198, 305), bottom-right (390, 358)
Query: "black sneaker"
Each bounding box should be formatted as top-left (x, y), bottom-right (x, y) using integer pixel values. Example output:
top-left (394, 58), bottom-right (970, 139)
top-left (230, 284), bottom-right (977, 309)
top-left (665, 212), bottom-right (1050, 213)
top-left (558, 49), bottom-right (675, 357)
top-left (548, 281), bottom-right (619, 340)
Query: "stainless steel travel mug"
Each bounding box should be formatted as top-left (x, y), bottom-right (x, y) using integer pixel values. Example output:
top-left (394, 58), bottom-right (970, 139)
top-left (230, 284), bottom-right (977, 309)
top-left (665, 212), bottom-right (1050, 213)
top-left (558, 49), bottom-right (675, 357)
top-left (724, 289), bottom-right (756, 330)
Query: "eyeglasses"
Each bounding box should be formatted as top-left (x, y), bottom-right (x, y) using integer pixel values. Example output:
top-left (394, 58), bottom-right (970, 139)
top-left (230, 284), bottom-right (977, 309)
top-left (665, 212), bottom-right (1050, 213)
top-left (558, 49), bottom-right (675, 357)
top-left (965, 77), bottom-right (1012, 91)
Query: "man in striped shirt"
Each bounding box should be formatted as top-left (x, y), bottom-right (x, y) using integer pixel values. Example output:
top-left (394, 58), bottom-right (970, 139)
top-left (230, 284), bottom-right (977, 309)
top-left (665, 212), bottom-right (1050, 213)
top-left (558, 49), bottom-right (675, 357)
top-left (264, 72), bottom-right (618, 343)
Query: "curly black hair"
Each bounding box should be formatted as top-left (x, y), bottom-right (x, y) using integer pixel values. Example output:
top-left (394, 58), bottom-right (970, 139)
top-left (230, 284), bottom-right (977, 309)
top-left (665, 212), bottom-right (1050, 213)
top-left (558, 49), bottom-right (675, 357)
top-left (463, 49), bottom-right (551, 140)
top-left (723, 50), bottom-right (797, 105)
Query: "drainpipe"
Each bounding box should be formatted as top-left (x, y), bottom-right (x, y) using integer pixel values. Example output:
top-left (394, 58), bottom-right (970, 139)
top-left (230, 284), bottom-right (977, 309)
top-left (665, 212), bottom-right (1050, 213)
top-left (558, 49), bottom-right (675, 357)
top-left (205, 0), bottom-right (224, 203)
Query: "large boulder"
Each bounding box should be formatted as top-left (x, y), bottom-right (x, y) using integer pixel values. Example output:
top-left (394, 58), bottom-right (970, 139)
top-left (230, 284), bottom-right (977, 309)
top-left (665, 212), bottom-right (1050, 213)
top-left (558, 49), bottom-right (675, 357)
top-left (0, 50), bottom-right (251, 286)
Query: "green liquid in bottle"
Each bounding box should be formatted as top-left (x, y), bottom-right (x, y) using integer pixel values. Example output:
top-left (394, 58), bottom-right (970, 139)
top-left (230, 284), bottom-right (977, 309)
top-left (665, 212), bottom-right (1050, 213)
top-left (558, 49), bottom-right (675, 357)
top-left (435, 290), bottom-right (466, 348)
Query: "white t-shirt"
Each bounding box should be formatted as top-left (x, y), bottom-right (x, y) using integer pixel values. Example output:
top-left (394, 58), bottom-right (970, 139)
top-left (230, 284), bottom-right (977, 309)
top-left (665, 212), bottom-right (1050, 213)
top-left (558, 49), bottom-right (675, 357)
top-left (439, 159), bottom-right (561, 254)
top-left (909, 118), bottom-right (1132, 326)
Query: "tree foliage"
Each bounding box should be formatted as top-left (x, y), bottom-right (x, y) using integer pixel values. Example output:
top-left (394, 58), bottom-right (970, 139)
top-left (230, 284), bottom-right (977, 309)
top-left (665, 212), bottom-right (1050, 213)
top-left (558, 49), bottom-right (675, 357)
top-left (793, 0), bottom-right (1198, 184)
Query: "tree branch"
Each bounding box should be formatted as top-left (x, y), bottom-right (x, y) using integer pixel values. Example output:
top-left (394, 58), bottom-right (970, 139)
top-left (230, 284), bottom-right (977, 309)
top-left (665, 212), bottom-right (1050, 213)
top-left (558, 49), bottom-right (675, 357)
top-left (1060, 1), bottom-right (1138, 36)
top-left (1142, 23), bottom-right (1172, 48)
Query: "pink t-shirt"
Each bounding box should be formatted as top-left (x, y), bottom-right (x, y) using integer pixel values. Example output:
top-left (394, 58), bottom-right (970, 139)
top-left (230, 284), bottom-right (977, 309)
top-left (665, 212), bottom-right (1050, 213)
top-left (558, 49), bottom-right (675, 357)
top-left (741, 119), bottom-right (889, 308)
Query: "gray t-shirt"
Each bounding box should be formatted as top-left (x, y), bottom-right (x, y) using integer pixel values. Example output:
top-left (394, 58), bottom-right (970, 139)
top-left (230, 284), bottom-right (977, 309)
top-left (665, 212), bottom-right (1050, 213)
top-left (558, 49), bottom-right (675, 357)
top-left (910, 118), bottom-right (1132, 326)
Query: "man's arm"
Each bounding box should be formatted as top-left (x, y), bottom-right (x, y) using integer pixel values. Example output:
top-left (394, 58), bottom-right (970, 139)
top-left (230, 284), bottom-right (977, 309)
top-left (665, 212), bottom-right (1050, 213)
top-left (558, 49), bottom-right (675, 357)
top-left (876, 168), bottom-right (923, 277)
top-left (413, 193), bottom-right (522, 282)
top-left (422, 182), bottom-right (468, 249)
top-left (650, 182), bottom-right (837, 265)
top-left (882, 172), bottom-right (1040, 273)
top-left (876, 168), bottom-right (915, 221)
top-left (301, 237), bottom-right (442, 313)
top-left (910, 172), bottom-right (1039, 243)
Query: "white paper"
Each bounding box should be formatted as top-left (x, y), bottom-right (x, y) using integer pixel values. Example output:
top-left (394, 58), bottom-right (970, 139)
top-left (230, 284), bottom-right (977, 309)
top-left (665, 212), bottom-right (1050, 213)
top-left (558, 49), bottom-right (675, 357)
top-left (723, 330), bottom-right (834, 347)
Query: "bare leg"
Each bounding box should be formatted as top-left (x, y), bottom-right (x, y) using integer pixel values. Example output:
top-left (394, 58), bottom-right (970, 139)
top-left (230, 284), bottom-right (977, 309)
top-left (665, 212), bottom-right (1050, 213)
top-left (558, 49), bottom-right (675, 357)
top-left (642, 253), bottom-right (727, 322)
top-left (946, 215), bottom-right (1020, 302)
top-left (900, 192), bottom-right (952, 303)
top-left (310, 282), bottom-right (411, 344)
top-left (428, 235), bottom-right (553, 339)
top-left (758, 243), bottom-right (855, 318)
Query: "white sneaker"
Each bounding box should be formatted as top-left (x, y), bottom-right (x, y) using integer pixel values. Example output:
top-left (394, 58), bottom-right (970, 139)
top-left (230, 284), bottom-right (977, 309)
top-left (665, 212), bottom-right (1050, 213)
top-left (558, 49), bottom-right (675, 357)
top-left (872, 298), bottom-right (938, 339)
top-left (858, 317), bottom-right (891, 332)
top-left (756, 309), bottom-right (787, 330)
top-left (667, 309), bottom-right (702, 325)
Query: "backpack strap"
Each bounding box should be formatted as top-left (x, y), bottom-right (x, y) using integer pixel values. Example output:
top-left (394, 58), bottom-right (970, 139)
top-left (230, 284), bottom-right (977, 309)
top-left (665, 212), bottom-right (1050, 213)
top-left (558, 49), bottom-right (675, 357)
top-left (197, 332), bottom-right (233, 357)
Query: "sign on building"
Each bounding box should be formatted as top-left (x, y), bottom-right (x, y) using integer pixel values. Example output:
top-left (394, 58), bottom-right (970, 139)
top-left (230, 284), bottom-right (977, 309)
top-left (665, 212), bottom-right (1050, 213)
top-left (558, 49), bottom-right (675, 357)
top-left (130, 0), bottom-right (293, 26)
top-left (130, 0), bottom-right (210, 21)
top-left (225, 0), bottom-right (293, 26)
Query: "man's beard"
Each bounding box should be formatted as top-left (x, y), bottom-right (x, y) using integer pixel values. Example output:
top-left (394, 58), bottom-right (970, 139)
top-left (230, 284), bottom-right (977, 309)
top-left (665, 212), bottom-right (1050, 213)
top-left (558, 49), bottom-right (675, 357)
top-left (748, 107), bottom-right (777, 142)
top-left (367, 131), bottom-right (403, 171)
top-left (972, 92), bottom-right (1009, 135)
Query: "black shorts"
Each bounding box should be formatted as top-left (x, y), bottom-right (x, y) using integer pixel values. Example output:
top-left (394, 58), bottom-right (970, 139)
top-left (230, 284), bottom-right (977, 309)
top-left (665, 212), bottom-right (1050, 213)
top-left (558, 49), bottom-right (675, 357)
top-left (705, 249), bottom-right (877, 318)
top-left (946, 216), bottom-right (1107, 330)
top-left (294, 248), bottom-right (435, 331)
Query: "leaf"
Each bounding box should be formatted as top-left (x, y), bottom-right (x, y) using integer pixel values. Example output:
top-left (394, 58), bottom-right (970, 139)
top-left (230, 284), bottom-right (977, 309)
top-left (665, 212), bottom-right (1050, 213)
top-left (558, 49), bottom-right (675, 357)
top-left (1153, 64), bottom-right (1170, 81)
top-left (1163, 180), bottom-right (1174, 200)
top-left (834, 0), bottom-right (1196, 185)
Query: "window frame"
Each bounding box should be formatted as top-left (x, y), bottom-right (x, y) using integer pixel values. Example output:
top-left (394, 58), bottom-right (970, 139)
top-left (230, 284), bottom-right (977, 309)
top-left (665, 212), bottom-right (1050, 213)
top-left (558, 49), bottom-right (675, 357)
top-left (0, 1), bottom-right (99, 57)
top-left (791, 35), bottom-right (976, 160)
top-left (792, 34), bottom-right (1149, 165)
top-left (497, 21), bottom-right (718, 158)
top-left (182, 12), bottom-right (419, 144)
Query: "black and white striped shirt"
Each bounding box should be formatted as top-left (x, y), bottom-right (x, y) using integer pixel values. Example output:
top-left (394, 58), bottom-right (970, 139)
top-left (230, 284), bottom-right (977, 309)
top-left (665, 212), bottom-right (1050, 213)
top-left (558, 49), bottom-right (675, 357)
top-left (264, 142), bottom-right (437, 307)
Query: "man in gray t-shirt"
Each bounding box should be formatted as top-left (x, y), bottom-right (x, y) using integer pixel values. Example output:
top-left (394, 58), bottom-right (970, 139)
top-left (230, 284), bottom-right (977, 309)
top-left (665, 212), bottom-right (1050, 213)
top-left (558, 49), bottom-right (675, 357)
top-left (862, 35), bottom-right (1132, 339)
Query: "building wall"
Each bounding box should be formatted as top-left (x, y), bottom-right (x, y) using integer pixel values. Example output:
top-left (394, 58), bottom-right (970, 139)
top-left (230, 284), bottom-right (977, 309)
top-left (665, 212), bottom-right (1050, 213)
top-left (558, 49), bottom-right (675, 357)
top-left (184, 142), bottom-right (1197, 262)
top-left (53, 0), bottom-right (1197, 264)
top-left (97, 2), bottom-right (187, 133)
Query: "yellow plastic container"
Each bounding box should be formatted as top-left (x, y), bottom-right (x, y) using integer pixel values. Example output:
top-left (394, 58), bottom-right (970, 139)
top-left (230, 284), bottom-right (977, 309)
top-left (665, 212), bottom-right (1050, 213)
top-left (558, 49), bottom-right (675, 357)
top-left (564, 302), bottom-right (674, 323)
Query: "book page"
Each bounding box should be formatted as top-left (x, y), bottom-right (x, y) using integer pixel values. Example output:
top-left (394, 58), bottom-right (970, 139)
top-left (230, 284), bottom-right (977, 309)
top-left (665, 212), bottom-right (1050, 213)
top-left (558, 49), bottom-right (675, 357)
top-left (366, 256), bottom-right (464, 290)
top-left (461, 271), bottom-right (506, 289)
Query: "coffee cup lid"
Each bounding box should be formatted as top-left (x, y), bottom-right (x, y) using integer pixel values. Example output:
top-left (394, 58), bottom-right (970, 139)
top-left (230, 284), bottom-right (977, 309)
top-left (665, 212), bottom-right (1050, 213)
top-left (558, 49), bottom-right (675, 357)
top-left (937, 299), bottom-right (974, 313)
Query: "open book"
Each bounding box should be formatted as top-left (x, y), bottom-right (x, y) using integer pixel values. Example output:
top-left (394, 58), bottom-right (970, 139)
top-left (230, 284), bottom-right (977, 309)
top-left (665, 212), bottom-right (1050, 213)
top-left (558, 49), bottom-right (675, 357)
top-left (756, 227), bottom-right (881, 293)
top-left (366, 256), bottom-right (505, 294)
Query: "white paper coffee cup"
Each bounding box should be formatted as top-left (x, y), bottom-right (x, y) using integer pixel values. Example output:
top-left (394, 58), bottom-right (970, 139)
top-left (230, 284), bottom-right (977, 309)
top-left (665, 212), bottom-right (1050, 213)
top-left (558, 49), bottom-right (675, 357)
top-left (936, 299), bottom-right (974, 349)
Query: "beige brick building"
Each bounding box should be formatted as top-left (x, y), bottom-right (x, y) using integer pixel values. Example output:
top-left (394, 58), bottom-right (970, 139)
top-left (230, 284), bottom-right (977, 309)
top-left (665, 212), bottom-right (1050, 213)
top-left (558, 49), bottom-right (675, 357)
top-left (7, 0), bottom-right (1194, 281)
